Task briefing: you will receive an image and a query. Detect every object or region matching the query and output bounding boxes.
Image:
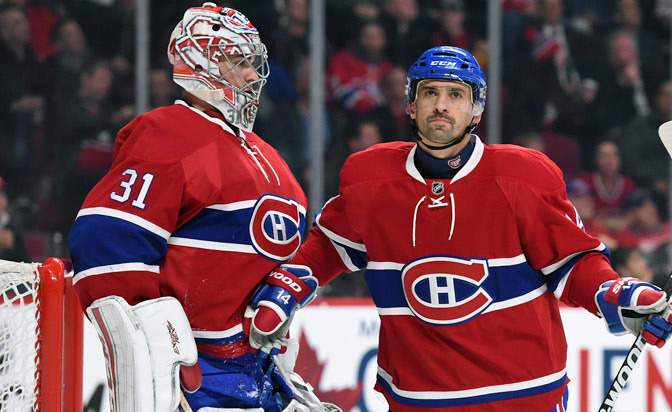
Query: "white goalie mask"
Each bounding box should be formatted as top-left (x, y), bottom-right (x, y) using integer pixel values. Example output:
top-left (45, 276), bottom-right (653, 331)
top-left (167, 3), bottom-right (270, 131)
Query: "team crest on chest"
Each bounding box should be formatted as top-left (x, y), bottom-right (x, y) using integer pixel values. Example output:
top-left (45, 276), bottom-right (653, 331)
top-left (249, 194), bottom-right (304, 262)
top-left (431, 181), bottom-right (444, 195)
top-left (401, 256), bottom-right (492, 325)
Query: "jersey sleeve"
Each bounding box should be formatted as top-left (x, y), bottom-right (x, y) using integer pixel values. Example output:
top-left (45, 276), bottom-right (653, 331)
top-left (510, 154), bottom-right (619, 314)
top-left (69, 144), bottom-right (185, 310)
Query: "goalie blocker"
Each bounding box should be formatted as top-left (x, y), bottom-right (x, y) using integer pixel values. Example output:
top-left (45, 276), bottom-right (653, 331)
top-left (87, 296), bottom-right (200, 412)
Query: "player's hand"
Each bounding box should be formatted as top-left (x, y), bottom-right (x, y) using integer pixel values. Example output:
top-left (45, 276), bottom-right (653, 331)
top-left (596, 277), bottom-right (672, 348)
top-left (244, 265), bottom-right (318, 354)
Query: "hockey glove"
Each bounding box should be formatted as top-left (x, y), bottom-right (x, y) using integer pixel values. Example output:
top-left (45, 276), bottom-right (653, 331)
top-left (596, 277), bottom-right (672, 348)
top-left (244, 265), bottom-right (318, 354)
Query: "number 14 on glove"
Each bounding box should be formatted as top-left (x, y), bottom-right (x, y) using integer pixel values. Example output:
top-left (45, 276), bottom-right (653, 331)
top-left (596, 277), bottom-right (672, 347)
top-left (244, 265), bottom-right (318, 354)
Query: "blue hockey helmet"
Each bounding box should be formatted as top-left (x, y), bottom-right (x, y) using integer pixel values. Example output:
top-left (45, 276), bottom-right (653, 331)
top-left (406, 46), bottom-right (487, 116)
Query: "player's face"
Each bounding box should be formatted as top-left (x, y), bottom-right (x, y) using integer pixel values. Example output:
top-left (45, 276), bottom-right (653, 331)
top-left (217, 54), bottom-right (259, 91)
top-left (409, 80), bottom-right (480, 149)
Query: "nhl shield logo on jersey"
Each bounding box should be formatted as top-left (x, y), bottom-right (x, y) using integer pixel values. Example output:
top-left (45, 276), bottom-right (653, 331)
top-left (401, 256), bottom-right (492, 325)
top-left (431, 182), bottom-right (444, 195)
top-left (249, 194), bottom-right (305, 262)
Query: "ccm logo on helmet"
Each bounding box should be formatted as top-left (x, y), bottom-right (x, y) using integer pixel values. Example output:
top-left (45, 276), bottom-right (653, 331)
top-left (402, 256), bottom-right (492, 325)
top-left (269, 271), bottom-right (303, 293)
top-left (249, 194), bottom-right (304, 262)
top-left (430, 61), bottom-right (457, 67)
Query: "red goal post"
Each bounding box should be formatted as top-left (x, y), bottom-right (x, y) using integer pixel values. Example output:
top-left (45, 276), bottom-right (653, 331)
top-left (0, 257), bottom-right (83, 412)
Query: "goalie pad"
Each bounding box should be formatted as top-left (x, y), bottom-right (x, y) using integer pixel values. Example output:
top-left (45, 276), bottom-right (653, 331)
top-left (87, 296), bottom-right (198, 412)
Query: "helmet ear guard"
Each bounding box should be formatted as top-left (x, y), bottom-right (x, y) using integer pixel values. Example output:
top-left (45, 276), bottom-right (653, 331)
top-left (167, 3), bottom-right (270, 132)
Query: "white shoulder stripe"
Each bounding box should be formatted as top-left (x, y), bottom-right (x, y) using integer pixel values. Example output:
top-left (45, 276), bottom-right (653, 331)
top-left (328, 238), bottom-right (360, 272)
top-left (168, 237), bottom-right (257, 253)
top-left (315, 209), bottom-right (366, 252)
top-left (76, 207), bottom-right (171, 240)
top-left (73, 262), bottom-right (160, 285)
top-left (378, 365), bottom-right (567, 400)
top-left (483, 284), bottom-right (548, 313)
top-left (206, 201), bottom-right (258, 211)
top-left (541, 243), bottom-right (605, 275)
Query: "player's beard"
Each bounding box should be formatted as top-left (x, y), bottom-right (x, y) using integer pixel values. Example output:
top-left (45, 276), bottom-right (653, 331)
top-left (420, 114), bottom-right (461, 146)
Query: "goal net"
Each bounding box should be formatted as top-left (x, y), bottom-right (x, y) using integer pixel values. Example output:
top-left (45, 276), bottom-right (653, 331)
top-left (0, 258), bottom-right (83, 412)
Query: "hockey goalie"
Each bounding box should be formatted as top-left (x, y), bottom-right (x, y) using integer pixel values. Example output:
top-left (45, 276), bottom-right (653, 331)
top-left (68, 3), bottom-right (339, 412)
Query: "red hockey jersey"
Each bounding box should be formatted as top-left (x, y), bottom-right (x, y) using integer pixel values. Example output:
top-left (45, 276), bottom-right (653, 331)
top-left (69, 101), bottom-right (307, 356)
top-left (293, 137), bottom-right (618, 411)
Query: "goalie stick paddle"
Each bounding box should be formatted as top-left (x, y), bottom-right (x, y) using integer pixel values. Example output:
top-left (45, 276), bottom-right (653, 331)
top-left (597, 121), bottom-right (672, 411)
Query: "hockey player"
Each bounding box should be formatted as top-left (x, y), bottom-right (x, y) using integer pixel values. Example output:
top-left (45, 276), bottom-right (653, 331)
top-left (68, 3), bottom-right (336, 412)
top-left (246, 46), bottom-right (672, 411)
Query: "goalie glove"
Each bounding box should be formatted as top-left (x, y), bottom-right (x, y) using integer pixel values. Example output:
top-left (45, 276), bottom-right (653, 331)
top-left (244, 265), bottom-right (318, 354)
top-left (596, 277), bottom-right (672, 348)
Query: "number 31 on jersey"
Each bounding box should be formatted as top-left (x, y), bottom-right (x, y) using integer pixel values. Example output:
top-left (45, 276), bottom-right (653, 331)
top-left (110, 168), bottom-right (155, 210)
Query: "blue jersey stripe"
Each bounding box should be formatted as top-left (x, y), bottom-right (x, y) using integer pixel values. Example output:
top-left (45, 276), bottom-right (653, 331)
top-left (172, 207), bottom-right (254, 244)
top-left (69, 214), bottom-right (167, 273)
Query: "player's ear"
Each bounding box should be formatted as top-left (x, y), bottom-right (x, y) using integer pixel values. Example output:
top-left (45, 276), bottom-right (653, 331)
top-left (407, 102), bottom-right (417, 119)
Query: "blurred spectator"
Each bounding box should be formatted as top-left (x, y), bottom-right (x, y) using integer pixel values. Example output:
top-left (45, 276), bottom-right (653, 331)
top-left (327, 19), bottom-right (392, 113)
top-left (612, 80), bottom-right (672, 195)
top-left (368, 65), bottom-right (413, 142)
top-left (47, 59), bottom-right (117, 161)
top-left (149, 67), bottom-right (178, 109)
top-left (578, 140), bottom-right (637, 222)
top-left (47, 59), bottom-right (134, 233)
top-left (566, 178), bottom-right (617, 250)
top-left (9, 0), bottom-right (61, 60)
top-left (431, 0), bottom-right (486, 59)
top-left (0, 177), bottom-right (29, 262)
top-left (513, 130), bottom-right (581, 180)
top-left (610, 0), bottom-right (665, 72)
top-left (592, 30), bottom-right (664, 139)
top-left (612, 188), bottom-right (671, 279)
top-left (0, 4), bottom-right (49, 195)
top-left (610, 246), bottom-right (654, 283)
top-left (46, 18), bottom-right (92, 107)
top-left (379, 0), bottom-right (433, 68)
top-left (266, 0), bottom-right (310, 81)
top-left (325, 115), bottom-right (384, 195)
top-left (509, 0), bottom-right (601, 145)
top-left (262, 58), bottom-right (342, 191)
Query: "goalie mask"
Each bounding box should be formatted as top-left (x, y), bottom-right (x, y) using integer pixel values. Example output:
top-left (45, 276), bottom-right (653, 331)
top-left (168, 3), bottom-right (270, 131)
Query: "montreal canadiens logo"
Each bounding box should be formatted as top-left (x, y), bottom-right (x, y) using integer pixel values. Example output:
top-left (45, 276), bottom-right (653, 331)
top-left (249, 194), bottom-right (304, 262)
top-left (401, 256), bottom-right (492, 325)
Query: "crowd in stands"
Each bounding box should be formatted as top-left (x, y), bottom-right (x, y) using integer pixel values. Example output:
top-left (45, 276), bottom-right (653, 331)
top-left (0, 0), bottom-right (671, 295)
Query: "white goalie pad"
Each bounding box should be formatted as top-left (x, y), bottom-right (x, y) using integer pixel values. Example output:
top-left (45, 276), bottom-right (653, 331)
top-left (87, 296), bottom-right (198, 412)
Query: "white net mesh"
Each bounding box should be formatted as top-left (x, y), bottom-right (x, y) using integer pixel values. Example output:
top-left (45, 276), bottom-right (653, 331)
top-left (0, 260), bottom-right (40, 412)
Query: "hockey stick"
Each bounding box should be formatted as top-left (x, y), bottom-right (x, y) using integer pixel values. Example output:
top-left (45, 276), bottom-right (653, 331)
top-left (597, 120), bottom-right (672, 411)
top-left (178, 391), bottom-right (193, 412)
